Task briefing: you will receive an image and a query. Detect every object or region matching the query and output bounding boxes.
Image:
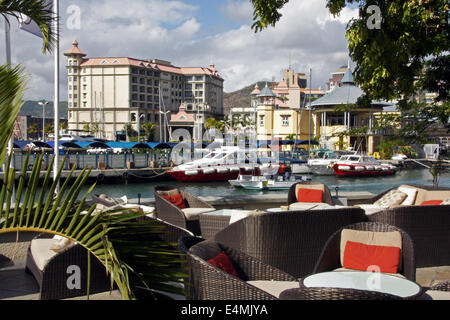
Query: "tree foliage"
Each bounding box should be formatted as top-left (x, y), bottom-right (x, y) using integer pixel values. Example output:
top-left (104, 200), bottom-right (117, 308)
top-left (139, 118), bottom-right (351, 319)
top-left (250, 0), bottom-right (449, 144)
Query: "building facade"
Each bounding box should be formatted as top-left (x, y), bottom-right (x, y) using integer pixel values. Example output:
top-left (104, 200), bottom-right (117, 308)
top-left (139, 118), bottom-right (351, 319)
top-left (64, 40), bottom-right (224, 141)
top-left (311, 66), bottom-right (392, 153)
top-left (255, 68), bottom-right (325, 142)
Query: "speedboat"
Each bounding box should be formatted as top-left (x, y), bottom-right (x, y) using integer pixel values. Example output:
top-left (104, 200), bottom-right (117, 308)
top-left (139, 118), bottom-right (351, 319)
top-left (229, 173), bottom-right (306, 191)
top-left (331, 155), bottom-right (397, 177)
top-left (308, 150), bottom-right (355, 175)
top-left (167, 146), bottom-right (279, 182)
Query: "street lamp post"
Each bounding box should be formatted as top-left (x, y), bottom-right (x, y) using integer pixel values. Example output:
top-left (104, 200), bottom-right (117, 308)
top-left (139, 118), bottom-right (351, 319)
top-left (38, 100), bottom-right (49, 141)
top-left (137, 113), bottom-right (145, 142)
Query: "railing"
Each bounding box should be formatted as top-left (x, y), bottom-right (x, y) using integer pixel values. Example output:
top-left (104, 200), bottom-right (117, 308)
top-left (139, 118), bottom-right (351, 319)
top-left (9, 152), bottom-right (170, 171)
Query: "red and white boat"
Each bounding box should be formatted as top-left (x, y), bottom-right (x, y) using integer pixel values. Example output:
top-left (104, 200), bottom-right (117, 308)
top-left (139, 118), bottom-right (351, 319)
top-left (167, 146), bottom-right (279, 182)
top-left (331, 155), bottom-right (397, 177)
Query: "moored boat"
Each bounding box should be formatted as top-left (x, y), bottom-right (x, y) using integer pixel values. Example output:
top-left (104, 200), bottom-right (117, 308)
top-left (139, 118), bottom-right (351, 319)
top-left (332, 154), bottom-right (397, 177)
top-left (167, 146), bottom-right (279, 182)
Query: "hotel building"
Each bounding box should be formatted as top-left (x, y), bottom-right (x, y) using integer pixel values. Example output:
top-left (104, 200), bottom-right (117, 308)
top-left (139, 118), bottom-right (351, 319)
top-left (64, 40), bottom-right (224, 141)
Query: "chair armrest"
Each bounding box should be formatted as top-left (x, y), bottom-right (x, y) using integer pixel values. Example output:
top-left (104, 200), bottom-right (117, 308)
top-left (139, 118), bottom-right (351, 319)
top-left (183, 192), bottom-right (214, 209)
top-left (313, 232), bottom-right (342, 274)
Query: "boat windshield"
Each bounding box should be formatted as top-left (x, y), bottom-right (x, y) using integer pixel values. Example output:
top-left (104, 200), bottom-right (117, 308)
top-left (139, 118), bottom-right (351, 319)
top-left (348, 156), bottom-right (362, 162)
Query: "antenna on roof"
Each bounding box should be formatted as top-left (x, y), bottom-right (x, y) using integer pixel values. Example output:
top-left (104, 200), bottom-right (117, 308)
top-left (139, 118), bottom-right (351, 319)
top-left (289, 51), bottom-right (292, 69)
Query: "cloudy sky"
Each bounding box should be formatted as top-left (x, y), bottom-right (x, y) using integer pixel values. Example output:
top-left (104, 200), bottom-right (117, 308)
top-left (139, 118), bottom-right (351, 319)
top-left (1, 0), bottom-right (358, 101)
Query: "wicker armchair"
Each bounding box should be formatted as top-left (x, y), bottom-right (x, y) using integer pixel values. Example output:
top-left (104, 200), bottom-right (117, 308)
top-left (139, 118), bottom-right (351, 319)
top-left (179, 236), bottom-right (298, 300)
top-left (26, 219), bottom-right (193, 300)
top-left (155, 186), bottom-right (215, 236)
top-left (367, 203), bottom-right (450, 268)
top-left (287, 181), bottom-right (334, 206)
top-left (313, 222), bottom-right (416, 281)
top-left (213, 207), bottom-right (367, 279)
top-left (279, 286), bottom-right (402, 300)
top-left (25, 234), bottom-right (111, 300)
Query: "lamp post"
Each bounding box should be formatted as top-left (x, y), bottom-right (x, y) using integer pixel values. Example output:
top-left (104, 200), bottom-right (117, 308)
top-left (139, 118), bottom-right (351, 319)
top-left (38, 100), bottom-right (49, 141)
top-left (137, 113), bottom-right (145, 142)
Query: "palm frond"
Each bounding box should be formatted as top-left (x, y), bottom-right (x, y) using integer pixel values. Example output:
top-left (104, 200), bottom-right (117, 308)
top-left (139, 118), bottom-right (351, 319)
top-left (1, 0), bottom-right (57, 53)
top-left (0, 153), bottom-right (187, 299)
top-left (0, 65), bottom-right (26, 165)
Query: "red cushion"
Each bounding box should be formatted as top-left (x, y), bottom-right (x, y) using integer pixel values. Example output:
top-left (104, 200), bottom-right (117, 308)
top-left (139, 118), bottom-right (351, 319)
top-left (162, 194), bottom-right (186, 209)
top-left (207, 251), bottom-right (239, 278)
top-left (343, 241), bottom-right (401, 274)
top-left (297, 188), bottom-right (323, 203)
top-left (421, 200), bottom-right (443, 206)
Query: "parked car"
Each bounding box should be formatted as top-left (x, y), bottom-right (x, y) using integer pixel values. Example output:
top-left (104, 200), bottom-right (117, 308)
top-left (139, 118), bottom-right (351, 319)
top-left (112, 147), bottom-right (130, 154)
top-left (86, 147), bottom-right (113, 154)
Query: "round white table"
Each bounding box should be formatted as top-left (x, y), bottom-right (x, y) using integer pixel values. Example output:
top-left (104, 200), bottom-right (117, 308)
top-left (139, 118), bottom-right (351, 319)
top-left (301, 271), bottom-right (422, 299)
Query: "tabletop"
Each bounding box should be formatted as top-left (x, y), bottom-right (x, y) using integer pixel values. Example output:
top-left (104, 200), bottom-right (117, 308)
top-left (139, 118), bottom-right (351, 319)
top-left (301, 271), bottom-right (422, 299)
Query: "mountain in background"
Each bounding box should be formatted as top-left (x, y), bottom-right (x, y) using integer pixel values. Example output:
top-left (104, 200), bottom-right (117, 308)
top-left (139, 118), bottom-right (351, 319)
top-left (223, 81), bottom-right (269, 115)
top-left (20, 101), bottom-right (68, 119)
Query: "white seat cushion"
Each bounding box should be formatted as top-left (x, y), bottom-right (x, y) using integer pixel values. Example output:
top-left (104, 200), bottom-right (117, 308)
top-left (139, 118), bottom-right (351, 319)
top-left (374, 189), bottom-right (407, 207)
top-left (246, 280), bottom-right (300, 298)
top-left (420, 290), bottom-right (450, 300)
top-left (288, 202), bottom-right (323, 211)
top-left (30, 239), bottom-right (60, 271)
top-left (397, 186), bottom-right (418, 205)
top-left (181, 207), bottom-right (216, 220)
top-left (357, 204), bottom-right (388, 215)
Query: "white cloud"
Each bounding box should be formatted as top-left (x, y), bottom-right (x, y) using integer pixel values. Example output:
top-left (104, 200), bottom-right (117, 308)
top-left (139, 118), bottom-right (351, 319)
top-left (2, 0), bottom-right (358, 102)
top-left (220, 0), bottom-right (253, 24)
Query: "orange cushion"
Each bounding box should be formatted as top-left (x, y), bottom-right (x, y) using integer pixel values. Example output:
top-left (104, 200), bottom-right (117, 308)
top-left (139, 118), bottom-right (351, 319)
top-left (421, 200), bottom-right (443, 206)
top-left (162, 194), bottom-right (186, 209)
top-left (297, 188), bottom-right (323, 203)
top-left (343, 241), bottom-right (401, 274)
top-left (208, 251), bottom-right (239, 278)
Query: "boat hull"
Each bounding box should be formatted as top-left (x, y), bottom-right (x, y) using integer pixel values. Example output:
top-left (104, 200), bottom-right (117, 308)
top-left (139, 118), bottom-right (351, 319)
top-left (333, 165), bottom-right (396, 177)
top-left (168, 169), bottom-right (240, 182)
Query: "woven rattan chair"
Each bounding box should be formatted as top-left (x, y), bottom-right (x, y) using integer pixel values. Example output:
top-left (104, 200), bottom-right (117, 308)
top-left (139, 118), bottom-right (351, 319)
top-left (287, 181), bottom-right (334, 206)
top-left (155, 186), bottom-right (215, 236)
top-left (279, 286), bottom-right (402, 300)
top-left (179, 236), bottom-right (297, 300)
top-left (25, 234), bottom-right (111, 300)
top-left (367, 203), bottom-right (450, 268)
top-left (313, 222), bottom-right (416, 281)
top-left (26, 219), bottom-right (192, 300)
top-left (213, 207), bottom-right (367, 279)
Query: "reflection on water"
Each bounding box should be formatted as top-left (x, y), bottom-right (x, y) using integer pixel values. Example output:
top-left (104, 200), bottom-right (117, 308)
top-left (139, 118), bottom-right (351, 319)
top-left (84, 169), bottom-right (450, 200)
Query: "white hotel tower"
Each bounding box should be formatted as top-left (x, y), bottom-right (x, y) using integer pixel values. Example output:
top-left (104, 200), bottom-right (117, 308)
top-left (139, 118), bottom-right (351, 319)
top-left (64, 40), bottom-right (224, 141)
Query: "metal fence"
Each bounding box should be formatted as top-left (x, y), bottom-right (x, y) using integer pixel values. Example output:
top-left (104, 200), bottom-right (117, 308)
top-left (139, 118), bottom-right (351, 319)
top-left (10, 151), bottom-right (171, 171)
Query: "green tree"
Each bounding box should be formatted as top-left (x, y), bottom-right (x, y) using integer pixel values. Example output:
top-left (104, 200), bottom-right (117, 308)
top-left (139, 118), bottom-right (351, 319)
top-left (250, 0), bottom-right (449, 142)
top-left (44, 123), bottom-right (54, 134)
top-left (58, 121), bottom-right (67, 131)
top-left (28, 123), bottom-right (39, 140)
top-left (142, 122), bottom-right (156, 141)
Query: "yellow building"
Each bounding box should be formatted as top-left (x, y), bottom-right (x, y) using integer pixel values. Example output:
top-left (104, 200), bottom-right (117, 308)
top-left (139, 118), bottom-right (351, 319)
top-left (255, 68), bottom-right (325, 144)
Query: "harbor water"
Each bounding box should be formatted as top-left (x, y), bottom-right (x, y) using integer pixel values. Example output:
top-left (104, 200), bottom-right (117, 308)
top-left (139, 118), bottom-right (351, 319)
top-left (81, 168), bottom-right (450, 200)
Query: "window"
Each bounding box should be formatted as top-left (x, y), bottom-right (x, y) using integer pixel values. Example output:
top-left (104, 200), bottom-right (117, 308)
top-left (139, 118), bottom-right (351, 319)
top-left (132, 85), bottom-right (137, 92)
top-left (131, 113), bottom-right (137, 121)
top-left (259, 115), bottom-right (264, 127)
top-left (83, 102), bottom-right (87, 107)
top-left (281, 115), bottom-right (290, 127)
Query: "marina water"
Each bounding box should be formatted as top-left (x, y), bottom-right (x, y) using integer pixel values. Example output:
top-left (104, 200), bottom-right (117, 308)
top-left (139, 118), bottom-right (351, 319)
top-left (81, 169), bottom-right (450, 200)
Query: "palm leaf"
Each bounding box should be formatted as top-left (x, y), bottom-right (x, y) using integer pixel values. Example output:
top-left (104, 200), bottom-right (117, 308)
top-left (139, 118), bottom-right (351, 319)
top-left (0, 154), bottom-right (187, 299)
top-left (1, 0), bottom-right (57, 53)
top-left (0, 65), bottom-right (26, 165)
